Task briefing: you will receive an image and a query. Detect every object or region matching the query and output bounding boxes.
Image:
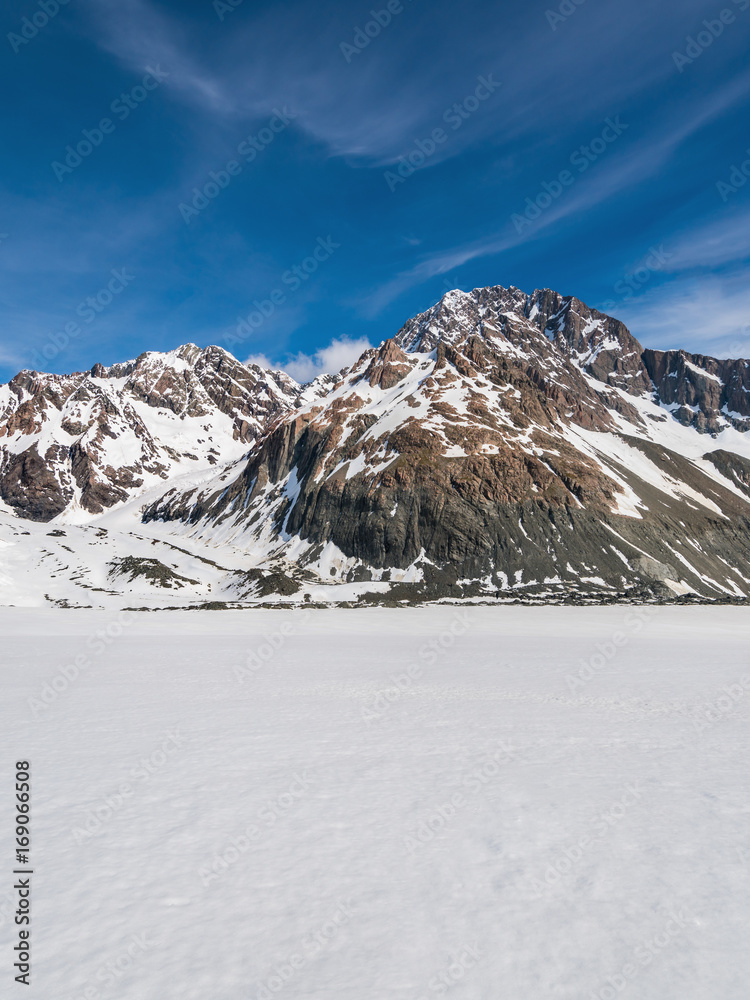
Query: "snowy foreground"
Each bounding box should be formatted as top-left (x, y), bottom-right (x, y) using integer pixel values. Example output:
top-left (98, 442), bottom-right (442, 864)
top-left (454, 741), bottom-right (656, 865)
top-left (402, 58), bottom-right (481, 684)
top-left (1, 606), bottom-right (749, 999)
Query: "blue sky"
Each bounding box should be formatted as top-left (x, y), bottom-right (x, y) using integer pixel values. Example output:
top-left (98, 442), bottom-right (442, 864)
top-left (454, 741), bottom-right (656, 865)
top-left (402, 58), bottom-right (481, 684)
top-left (1, 0), bottom-right (750, 382)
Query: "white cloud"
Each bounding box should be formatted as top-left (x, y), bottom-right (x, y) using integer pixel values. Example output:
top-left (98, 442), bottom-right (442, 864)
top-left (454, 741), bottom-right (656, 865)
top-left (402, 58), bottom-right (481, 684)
top-left (243, 353), bottom-right (276, 371)
top-left (280, 337), bottom-right (372, 383)
top-left (83, 0), bottom-right (232, 115)
top-left (615, 271), bottom-right (750, 357)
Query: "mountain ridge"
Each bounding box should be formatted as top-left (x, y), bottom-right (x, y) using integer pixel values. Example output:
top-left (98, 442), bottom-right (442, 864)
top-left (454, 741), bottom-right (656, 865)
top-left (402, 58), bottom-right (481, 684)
top-left (2, 284), bottom-right (750, 606)
top-left (0, 343), bottom-right (302, 521)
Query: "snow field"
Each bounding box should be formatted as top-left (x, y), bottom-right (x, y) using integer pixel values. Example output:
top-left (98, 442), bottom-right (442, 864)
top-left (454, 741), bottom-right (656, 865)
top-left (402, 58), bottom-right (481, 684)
top-left (0, 606), bottom-right (749, 999)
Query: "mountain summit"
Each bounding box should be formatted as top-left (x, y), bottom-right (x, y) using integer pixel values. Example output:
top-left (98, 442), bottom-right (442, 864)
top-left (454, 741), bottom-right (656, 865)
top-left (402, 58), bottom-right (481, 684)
top-left (0, 344), bottom-right (300, 520)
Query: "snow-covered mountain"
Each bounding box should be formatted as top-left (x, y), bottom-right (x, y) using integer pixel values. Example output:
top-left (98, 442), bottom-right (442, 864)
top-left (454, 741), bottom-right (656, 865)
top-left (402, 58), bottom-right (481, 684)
top-left (2, 285), bottom-right (750, 607)
top-left (0, 344), bottom-right (301, 521)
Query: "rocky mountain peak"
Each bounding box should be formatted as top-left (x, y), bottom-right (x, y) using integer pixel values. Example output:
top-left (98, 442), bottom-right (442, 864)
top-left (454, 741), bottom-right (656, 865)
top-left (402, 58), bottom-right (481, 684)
top-left (392, 284), bottom-right (651, 399)
top-left (0, 345), bottom-right (303, 521)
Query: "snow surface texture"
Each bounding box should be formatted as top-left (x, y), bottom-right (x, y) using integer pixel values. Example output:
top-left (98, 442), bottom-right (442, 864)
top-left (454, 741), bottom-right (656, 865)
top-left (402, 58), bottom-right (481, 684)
top-left (1, 607), bottom-right (748, 999)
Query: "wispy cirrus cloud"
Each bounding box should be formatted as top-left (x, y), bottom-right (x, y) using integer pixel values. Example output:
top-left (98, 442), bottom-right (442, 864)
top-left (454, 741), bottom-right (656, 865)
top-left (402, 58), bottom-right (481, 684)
top-left (664, 206), bottom-right (750, 273)
top-left (78, 0), bottom-right (726, 169)
top-left (614, 269), bottom-right (750, 355)
top-left (362, 66), bottom-right (750, 315)
top-left (80, 0), bottom-right (230, 114)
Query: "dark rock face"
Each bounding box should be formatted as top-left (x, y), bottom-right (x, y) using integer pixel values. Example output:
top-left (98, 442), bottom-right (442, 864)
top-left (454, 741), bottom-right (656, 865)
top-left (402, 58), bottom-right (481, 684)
top-left (643, 349), bottom-right (750, 432)
top-left (145, 287), bottom-right (750, 600)
top-left (108, 557), bottom-right (199, 589)
top-left (69, 441), bottom-right (137, 514)
top-left (153, 422), bottom-right (750, 599)
top-left (0, 444), bottom-right (72, 521)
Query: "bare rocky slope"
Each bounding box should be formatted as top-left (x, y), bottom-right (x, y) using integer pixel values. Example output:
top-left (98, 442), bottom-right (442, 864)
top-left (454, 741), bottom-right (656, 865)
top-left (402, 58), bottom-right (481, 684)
top-left (2, 285), bottom-right (750, 606)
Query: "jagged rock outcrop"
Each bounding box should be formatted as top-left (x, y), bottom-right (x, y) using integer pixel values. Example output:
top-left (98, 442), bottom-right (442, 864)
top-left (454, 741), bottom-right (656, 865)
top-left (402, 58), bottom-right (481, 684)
top-left (642, 349), bottom-right (750, 433)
